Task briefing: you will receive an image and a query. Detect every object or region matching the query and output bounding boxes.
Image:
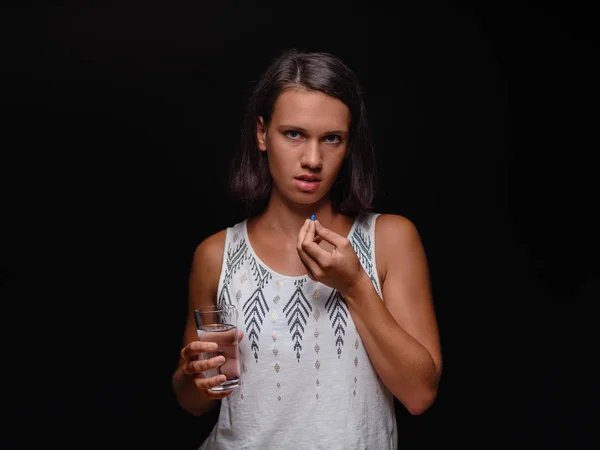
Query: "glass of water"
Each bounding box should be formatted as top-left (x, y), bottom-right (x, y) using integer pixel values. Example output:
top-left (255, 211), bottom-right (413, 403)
top-left (194, 303), bottom-right (240, 392)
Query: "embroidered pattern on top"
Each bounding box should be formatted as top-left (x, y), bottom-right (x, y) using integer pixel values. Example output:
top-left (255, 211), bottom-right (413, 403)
top-left (283, 278), bottom-right (312, 362)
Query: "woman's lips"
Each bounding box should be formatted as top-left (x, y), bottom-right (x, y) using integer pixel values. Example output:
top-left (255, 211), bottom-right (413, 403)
top-left (294, 178), bottom-right (321, 192)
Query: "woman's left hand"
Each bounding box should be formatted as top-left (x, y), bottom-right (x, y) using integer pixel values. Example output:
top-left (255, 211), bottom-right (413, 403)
top-left (297, 219), bottom-right (367, 294)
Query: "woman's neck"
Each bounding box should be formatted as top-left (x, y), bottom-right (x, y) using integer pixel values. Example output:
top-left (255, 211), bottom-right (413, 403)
top-left (251, 195), bottom-right (340, 241)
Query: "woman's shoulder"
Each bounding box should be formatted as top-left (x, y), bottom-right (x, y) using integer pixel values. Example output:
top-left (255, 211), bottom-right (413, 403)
top-left (374, 213), bottom-right (416, 230)
top-left (372, 213), bottom-right (424, 282)
top-left (191, 229), bottom-right (228, 275)
top-left (373, 214), bottom-right (423, 261)
top-left (374, 213), bottom-right (421, 243)
top-left (191, 218), bottom-right (248, 268)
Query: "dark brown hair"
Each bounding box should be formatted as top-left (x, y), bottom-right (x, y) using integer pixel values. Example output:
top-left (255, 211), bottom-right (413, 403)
top-left (230, 48), bottom-right (377, 216)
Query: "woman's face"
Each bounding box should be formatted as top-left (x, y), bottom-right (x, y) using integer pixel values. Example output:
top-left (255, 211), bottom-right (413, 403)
top-left (257, 88), bottom-right (350, 208)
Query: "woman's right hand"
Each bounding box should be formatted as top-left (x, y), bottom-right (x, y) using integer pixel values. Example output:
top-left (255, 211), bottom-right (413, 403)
top-left (179, 341), bottom-right (233, 400)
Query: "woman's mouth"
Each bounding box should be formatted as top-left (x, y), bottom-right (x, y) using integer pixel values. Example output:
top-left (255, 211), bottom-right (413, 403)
top-left (294, 176), bottom-right (321, 192)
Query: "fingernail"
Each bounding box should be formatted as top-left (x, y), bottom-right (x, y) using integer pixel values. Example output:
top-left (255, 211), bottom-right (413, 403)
top-left (218, 356), bottom-right (226, 364)
top-left (209, 343), bottom-right (218, 350)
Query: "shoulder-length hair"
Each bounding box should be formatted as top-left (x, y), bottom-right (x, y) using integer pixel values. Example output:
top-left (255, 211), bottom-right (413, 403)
top-left (229, 48), bottom-right (377, 216)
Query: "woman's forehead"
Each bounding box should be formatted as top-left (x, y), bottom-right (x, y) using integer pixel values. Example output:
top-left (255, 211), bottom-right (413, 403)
top-left (271, 89), bottom-right (350, 131)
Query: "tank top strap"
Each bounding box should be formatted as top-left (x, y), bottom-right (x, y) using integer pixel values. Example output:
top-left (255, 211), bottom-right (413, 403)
top-left (217, 222), bottom-right (248, 308)
top-left (349, 212), bottom-right (383, 299)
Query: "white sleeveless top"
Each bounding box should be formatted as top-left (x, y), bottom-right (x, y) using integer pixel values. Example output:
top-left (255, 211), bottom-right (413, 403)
top-left (199, 213), bottom-right (398, 450)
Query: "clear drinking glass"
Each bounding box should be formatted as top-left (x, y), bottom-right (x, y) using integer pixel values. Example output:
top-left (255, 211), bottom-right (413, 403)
top-left (194, 304), bottom-right (240, 392)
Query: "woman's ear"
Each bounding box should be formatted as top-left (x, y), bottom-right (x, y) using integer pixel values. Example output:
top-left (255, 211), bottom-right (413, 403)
top-left (257, 116), bottom-right (267, 151)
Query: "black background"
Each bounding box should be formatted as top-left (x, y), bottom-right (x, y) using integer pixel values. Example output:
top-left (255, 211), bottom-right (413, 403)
top-left (2, 3), bottom-right (597, 449)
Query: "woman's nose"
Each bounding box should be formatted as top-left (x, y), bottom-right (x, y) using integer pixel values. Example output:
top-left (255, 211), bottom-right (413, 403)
top-left (301, 142), bottom-right (322, 169)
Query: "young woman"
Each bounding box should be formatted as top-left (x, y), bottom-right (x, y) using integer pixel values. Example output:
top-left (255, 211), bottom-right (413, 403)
top-left (172, 48), bottom-right (442, 449)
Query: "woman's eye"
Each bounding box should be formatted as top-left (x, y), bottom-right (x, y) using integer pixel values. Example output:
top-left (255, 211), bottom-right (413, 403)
top-left (285, 130), bottom-right (302, 139)
top-left (324, 135), bottom-right (342, 144)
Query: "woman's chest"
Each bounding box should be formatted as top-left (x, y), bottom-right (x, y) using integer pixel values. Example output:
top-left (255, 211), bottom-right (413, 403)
top-left (227, 269), bottom-right (358, 363)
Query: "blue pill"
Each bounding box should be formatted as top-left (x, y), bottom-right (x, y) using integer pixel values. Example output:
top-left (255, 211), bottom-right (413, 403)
top-left (310, 214), bottom-right (316, 221)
